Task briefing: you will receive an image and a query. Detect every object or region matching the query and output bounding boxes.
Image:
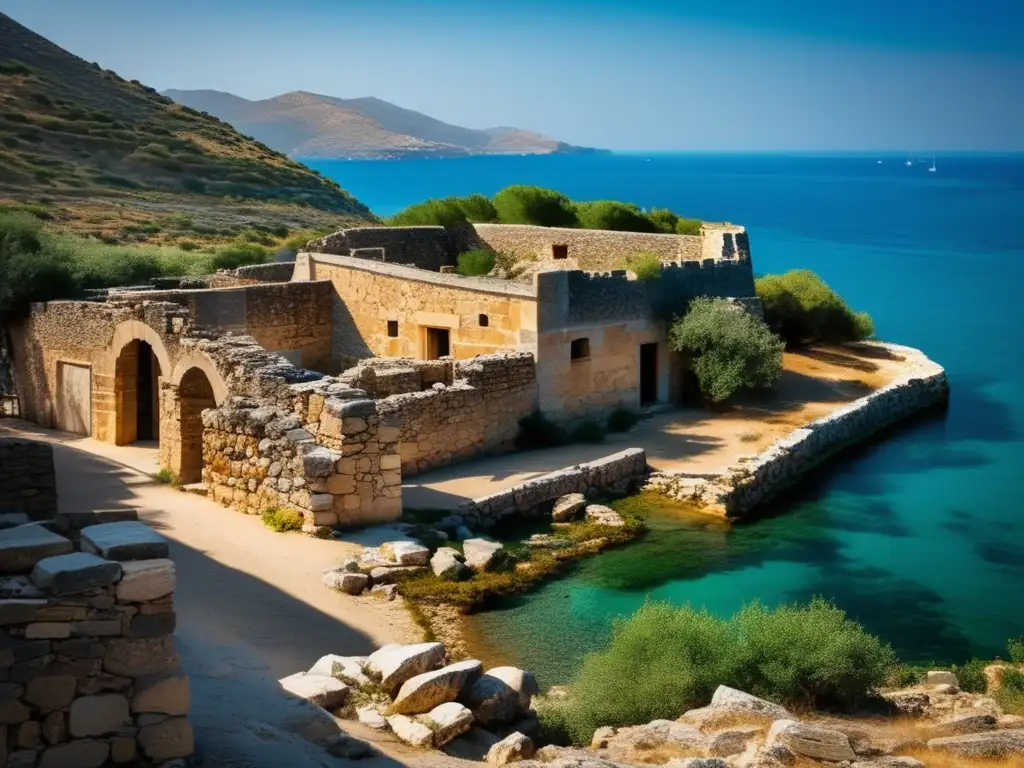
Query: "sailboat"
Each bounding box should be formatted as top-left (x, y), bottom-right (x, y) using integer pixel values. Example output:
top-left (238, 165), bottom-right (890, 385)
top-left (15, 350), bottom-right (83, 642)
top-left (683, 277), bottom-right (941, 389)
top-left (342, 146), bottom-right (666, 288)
top-left (928, 157), bottom-right (937, 172)
top-left (905, 152), bottom-right (913, 167)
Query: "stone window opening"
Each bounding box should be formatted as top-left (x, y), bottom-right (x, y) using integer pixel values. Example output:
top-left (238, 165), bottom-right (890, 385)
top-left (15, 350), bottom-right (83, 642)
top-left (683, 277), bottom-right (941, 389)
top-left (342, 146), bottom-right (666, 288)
top-left (552, 244), bottom-right (569, 260)
top-left (387, 320), bottom-right (399, 338)
top-left (478, 314), bottom-right (489, 327)
top-left (570, 338), bottom-right (590, 361)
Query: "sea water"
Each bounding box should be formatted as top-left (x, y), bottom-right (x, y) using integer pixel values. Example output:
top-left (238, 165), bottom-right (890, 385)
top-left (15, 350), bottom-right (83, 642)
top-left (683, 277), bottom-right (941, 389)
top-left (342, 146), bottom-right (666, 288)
top-left (309, 153), bottom-right (1024, 685)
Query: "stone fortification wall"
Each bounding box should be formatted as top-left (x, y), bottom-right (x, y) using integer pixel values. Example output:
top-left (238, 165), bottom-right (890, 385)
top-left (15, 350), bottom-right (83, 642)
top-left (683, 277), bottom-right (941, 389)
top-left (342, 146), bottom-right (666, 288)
top-left (376, 353), bottom-right (537, 476)
top-left (0, 517), bottom-right (192, 766)
top-left (307, 226), bottom-right (456, 271)
top-left (112, 281), bottom-right (334, 371)
top-left (648, 344), bottom-right (949, 517)
top-left (455, 448), bottom-right (647, 527)
top-left (338, 358), bottom-right (453, 398)
top-left (0, 439), bottom-right (57, 521)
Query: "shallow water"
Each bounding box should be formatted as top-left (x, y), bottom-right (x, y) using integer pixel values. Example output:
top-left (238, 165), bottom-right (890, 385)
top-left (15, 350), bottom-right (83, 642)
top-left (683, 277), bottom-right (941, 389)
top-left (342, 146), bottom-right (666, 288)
top-left (310, 153), bottom-right (1024, 686)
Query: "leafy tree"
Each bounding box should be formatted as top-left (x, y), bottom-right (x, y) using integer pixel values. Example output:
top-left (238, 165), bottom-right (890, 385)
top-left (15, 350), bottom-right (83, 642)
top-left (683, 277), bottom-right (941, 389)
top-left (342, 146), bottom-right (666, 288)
top-left (0, 211), bottom-right (76, 315)
top-left (387, 197), bottom-right (468, 228)
top-left (647, 207), bottom-right (679, 234)
top-left (455, 193), bottom-right (498, 223)
top-left (575, 200), bottom-right (659, 233)
top-left (493, 185), bottom-right (580, 228)
top-left (756, 269), bottom-right (874, 347)
top-left (670, 297), bottom-right (784, 403)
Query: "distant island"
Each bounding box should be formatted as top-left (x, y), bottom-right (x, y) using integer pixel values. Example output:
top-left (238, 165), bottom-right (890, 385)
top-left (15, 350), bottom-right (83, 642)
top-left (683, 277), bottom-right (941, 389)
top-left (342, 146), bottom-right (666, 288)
top-left (162, 89), bottom-right (608, 159)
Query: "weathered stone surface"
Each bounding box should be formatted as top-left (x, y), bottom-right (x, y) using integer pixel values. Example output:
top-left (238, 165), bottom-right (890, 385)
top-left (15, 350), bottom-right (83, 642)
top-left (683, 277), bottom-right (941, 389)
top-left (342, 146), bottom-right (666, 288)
top-left (710, 686), bottom-right (791, 719)
top-left (68, 694), bottom-right (129, 737)
top-left (370, 583), bottom-right (398, 600)
top-left (551, 493), bottom-right (587, 522)
top-left (709, 726), bottom-right (762, 757)
top-left (369, 565), bottom-right (425, 584)
top-left (30, 553), bottom-right (121, 595)
top-left (26, 622), bottom-right (71, 639)
top-left (103, 637), bottom-right (180, 677)
top-left (926, 670), bottom-right (959, 688)
top-left (584, 504), bottom-right (625, 527)
top-left (431, 549), bottom-right (471, 580)
top-left (307, 655), bottom-right (371, 687)
top-left (881, 689), bottom-right (931, 716)
top-left (80, 521), bottom-right (168, 561)
top-left (460, 670), bottom-right (521, 727)
top-left (0, 527), bottom-right (73, 574)
top-left (463, 539), bottom-right (510, 572)
top-left (0, 599), bottom-right (46, 626)
top-left (381, 541), bottom-right (430, 566)
top-left (927, 729), bottom-right (1024, 757)
top-left (115, 559), bottom-right (175, 602)
top-left (128, 612), bottom-right (176, 638)
top-left (925, 713), bottom-right (997, 737)
top-left (366, 642), bottom-right (445, 695)
top-left (487, 731), bottom-right (535, 765)
top-left (767, 719), bottom-right (856, 762)
top-left (17, 720), bottom-right (40, 748)
top-left (138, 716), bottom-right (194, 761)
top-left (422, 701), bottom-right (474, 746)
top-left (24, 675), bottom-right (77, 711)
top-left (110, 736), bottom-right (136, 763)
top-left (387, 713), bottom-right (435, 748)
top-left (444, 726), bottom-right (502, 761)
top-left (323, 569), bottom-right (369, 594)
top-left (132, 672), bottom-right (190, 715)
top-left (37, 740), bottom-right (110, 768)
top-left (357, 705), bottom-right (388, 729)
top-left (0, 696), bottom-right (30, 723)
top-left (42, 711), bottom-right (65, 744)
top-left (485, 666), bottom-right (539, 713)
top-left (391, 659), bottom-right (483, 715)
top-left (610, 719), bottom-right (706, 752)
top-left (664, 759), bottom-right (728, 768)
top-left (53, 510), bottom-right (137, 534)
top-left (278, 672), bottom-right (349, 708)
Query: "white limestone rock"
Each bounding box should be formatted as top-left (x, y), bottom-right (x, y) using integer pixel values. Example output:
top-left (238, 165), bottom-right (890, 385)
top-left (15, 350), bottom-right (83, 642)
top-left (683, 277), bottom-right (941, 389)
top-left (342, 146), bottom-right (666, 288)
top-left (357, 706), bottom-right (388, 729)
top-left (484, 666), bottom-right (539, 713)
top-left (584, 504), bottom-right (626, 527)
top-left (366, 642), bottom-right (445, 695)
top-left (386, 714), bottom-right (434, 748)
top-left (307, 655), bottom-right (371, 688)
top-left (381, 541), bottom-right (430, 566)
top-left (463, 539), bottom-right (510, 572)
top-left (926, 670), bottom-right (959, 688)
top-left (278, 672), bottom-right (349, 709)
top-left (421, 701), bottom-right (474, 746)
top-left (390, 659), bottom-right (483, 715)
top-left (487, 731), bottom-right (535, 765)
top-left (431, 548), bottom-right (471, 581)
top-left (767, 719), bottom-right (856, 762)
top-left (710, 686), bottom-right (791, 719)
top-left (926, 729), bottom-right (1024, 757)
top-left (322, 569), bottom-right (369, 595)
top-left (708, 726), bottom-right (763, 757)
top-left (459, 670), bottom-right (521, 727)
top-left (369, 565), bottom-right (425, 584)
top-left (551, 493), bottom-right (586, 523)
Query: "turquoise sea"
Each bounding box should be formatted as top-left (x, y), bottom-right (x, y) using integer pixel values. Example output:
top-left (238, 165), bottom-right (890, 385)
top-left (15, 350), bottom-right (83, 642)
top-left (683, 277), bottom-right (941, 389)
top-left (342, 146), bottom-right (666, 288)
top-left (308, 153), bottom-right (1024, 685)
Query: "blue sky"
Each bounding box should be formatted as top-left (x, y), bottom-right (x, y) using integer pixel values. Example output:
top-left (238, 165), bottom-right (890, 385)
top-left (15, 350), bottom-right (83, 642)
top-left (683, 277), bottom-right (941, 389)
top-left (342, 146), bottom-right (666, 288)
top-left (2, 0), bottom-right (1021, 150)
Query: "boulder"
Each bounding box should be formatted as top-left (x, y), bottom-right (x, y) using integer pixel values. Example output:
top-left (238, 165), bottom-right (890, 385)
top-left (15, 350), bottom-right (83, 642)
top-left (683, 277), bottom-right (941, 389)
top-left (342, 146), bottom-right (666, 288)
top-left (881, 690), bottom-right (931, 716)
top-left (592, 726), bottom-right (617, 749)
top-left (381, 541), bottom-right (430, 566)
top-left (551, 493), bottom-right (587, 523)
top-left (370, 584), bottom-right (398, 601)
top-left (487, 731), bottom-right (535, 765)
top-left (387, 714), bottom-right (434, 748)
top-left (926, 670), bottom-right (959, 688)
top-left (357, 547), bottom-right (391, 573)
top-left (322, 569), bottom-right (369, 595)
top-left (610, 719), bottom-right (705, 752)
top-left (460, 670), bottom-right (521, 727)
top-left (366, 642), bottom-right (445, 695)
top-left (463, 539), bottom-right (510, 572)
top-left (338, 557), bottom-right (360, 573)
top-left (767, 719), bottom-right (856, 762)
top-left (357, 706), bottom-right (388, 729)
top-left (708, 726), bottom-right (762, 757)
top-left (307, 655), bottom-right (370, 687)
top-left (369, 565), bottom-right (425, 584)
top-left (710, 686), bottom-right (791, 719)
top-left (485, 667), bottom-right (539, 713)
top-left (431, 549), bottom-right (471, 581)
top-left (390, 659), bottom-right (483, 715)
top-left (926, 729), bottom-right (1024, 757)
top-left (422, 701), bottom-right (474, 746)
top-left (278, 672), bottom-right (349, 709)
top-left (443, 726), bottom-right (502, 761)
top-left (925, 713), bottom-right (997, 737)
top-left (584, 504), bottom-right (625, 527)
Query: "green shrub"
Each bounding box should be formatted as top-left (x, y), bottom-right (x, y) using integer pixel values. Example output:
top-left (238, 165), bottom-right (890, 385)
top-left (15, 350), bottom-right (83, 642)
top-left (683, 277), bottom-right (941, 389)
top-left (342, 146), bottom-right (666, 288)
top-left (455, 193), bottom-right (498, 223)
top-left (996, 669), bottom-right (1024, 716)
top-left (493, 185), bottom-right (580, 228)
top-left (756, 270), bottom-right (874, 347)
top-left (575, 200), bottom-right (658, 233)
top-left (0, 211), bottom-right (77, 314)
top-left (676, 217), bottom-right (702, 235)
top-left (622, 251), bottom-right (662, 281)
top-left (607, 408), bottom-right (640, 433)
top-left (261, 507), bottom-right (304, 533)
top-left (178, 241), bottom-right (200, 252)
top-left (670, 297), bottom-right (785, 404)
top-left (952, 659), bottom-right (988, 693)
top-left (515, 410), bottom-right (567, 451)
top-left (647, 208), bottom-right (679, 234)
top-left (571, 420), bottom-right (606, 444)
top-left (388, 197), bottom-right (469, 228)
top-left (211, 243), bottom-right (268, 270)
top-left (153, 468), bottom-right (177, 485)
top-left (456, 248), bottom-right (497, 277)
top-left (1008, 637), bottom-right (1024, 664)
top-left (543, 598), bottom-right (897, 745)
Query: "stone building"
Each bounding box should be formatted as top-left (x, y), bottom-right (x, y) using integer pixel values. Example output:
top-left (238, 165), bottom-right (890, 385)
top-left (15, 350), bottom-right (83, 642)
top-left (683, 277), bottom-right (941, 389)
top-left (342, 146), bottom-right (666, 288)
top-left (4, 223), bottom-right (758, 527)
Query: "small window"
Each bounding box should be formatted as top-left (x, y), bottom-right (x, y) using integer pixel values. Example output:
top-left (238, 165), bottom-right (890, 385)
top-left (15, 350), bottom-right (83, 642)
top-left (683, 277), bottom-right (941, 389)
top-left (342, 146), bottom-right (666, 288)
top-left (570, 338), bottom-right (590, 361)
top-left (552, 244), bottom-right (569, 260)
top-left (478, 314), bottom-right (489, 327)
top-left (387, 320), bottom-right (399, 338)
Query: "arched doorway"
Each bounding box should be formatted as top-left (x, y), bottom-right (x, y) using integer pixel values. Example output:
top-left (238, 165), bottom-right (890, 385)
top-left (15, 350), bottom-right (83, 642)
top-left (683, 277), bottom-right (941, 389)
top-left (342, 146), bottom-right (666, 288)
top-left (177, 367), bottom-right (216, 484)
top-left (115, 340), bottom-right (162, 445)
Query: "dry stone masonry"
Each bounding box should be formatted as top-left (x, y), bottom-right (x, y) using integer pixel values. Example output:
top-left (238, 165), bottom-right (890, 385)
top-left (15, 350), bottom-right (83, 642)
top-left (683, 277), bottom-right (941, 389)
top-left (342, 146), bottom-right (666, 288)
top-left (0, 440), bottom-right (57, 523)
top-left (0, 518), bottom-right (191, 768)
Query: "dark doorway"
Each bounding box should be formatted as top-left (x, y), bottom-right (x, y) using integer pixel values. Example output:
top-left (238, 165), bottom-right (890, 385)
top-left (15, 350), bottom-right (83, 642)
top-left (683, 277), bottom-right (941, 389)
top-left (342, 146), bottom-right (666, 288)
top-left (640, 343), bottom-right (658, 405)
top-left (178, 367), bottom-right (216, 484)
top-left (136, 341), bottom-right (158, 441)
top-left (425, 327), bottom-right (451, 360)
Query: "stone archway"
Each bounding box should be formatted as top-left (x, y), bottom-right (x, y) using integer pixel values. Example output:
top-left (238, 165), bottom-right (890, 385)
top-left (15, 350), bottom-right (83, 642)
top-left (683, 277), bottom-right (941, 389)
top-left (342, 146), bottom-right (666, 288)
top-left (175, 367), bottom-right (217, 484)
top-left (106, 321), bottom-right (173, 446)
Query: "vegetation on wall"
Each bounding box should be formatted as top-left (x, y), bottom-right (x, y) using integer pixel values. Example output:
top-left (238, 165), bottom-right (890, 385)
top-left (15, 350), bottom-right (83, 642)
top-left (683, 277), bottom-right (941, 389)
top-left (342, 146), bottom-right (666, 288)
top-left (538, 598), bottom-right (898, 745)
top-left (756, 269), bottom-right (874, 347)
top-left (669, 297), bottom-right (785, 404)
top-left (456, 248), bottom-right (498, 277)
top-left (620, 251), bottom-right (663, 281)
top-left (493, 185), bottom-right (580, 228)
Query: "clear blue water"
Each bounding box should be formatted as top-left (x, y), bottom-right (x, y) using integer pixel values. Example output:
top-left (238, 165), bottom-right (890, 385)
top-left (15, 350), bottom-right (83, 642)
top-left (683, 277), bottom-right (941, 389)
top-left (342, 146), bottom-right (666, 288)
top-left (308, 153), bottom-right (1024, 685)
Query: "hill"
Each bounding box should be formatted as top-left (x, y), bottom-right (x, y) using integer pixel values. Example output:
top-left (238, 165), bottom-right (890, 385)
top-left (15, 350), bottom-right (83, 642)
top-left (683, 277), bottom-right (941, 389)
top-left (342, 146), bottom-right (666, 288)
top-left (162, 89), bottom-right (606, 159)
top-left (0, 13), bottom-right (375, 245)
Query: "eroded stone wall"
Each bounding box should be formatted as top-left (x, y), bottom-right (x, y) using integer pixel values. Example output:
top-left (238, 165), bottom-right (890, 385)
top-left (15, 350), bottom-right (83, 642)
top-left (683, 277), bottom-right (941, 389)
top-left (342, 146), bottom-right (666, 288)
top-left (0, 518), bottom-right (191, 767)
top-left (307, 226), bottom-right (456, 271)
top-left (455, 448), bottom-right (647, 527)
top-left (0, 439), bottom-right (57, 521)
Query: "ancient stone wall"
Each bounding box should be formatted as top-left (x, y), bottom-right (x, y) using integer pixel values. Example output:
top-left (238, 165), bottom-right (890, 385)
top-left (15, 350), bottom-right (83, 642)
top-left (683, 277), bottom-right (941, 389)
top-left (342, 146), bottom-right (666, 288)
top-left (375, 353), bottom-right (537, 476)
top-left (648, 344), bottom-right (950, 517)
top-left (338, 358), bottom-right (453, 398)
top-left (297, 253), bottom-right (537, 361)
top-left (455, 448), bottom-right (647, 527)
top-left (307, 226), bottom-right (456, 271)
top-left (0, 518), bottom-right (192, 767)
top-left (0, 439), bottom-right (57, 521)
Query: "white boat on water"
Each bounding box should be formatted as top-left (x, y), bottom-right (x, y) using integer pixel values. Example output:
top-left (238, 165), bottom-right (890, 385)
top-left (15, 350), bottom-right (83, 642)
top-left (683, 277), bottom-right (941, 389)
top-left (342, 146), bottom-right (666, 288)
top-left (929, 157), bottom-right (937, 172)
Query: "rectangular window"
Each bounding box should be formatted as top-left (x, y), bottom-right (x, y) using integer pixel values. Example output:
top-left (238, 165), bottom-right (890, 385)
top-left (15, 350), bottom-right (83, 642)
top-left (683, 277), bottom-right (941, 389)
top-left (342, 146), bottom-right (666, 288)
top-left (552, 244), bottom-right (569, 260)
top-left (387, 320), bottom-right (399, 338)
top-left (570, 338), bottom-right (590, 361)
top-left (478, 314), bottom-right (489, 327)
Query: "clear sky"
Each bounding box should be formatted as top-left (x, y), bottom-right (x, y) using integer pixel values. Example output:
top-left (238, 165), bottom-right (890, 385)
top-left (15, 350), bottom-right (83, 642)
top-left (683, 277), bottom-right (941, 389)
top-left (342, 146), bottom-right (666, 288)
top-left (2, 0), bottom-right (1021, 151)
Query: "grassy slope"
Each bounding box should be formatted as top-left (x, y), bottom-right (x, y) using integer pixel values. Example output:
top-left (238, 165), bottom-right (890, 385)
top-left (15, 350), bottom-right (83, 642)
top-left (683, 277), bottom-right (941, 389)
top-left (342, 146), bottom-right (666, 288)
top-left (0, 12), bottom-right (376, 246)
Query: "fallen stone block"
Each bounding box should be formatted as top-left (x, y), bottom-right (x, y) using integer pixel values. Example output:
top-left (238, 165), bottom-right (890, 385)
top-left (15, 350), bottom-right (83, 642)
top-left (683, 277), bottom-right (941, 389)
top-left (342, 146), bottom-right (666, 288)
top-left (381, 541), bottom-right (430, 566)
top-left (278, 672), bottom-right (349, 709)
top-left (463, 539), bottom-right (511, 572)
top-left (391, 659), bottom-right (483, 715)
top-left (0, 527), bottom-right (74, 574)
top-left (366, 642), bottom-right (445, 695)
top-left (323, 569), bottom-right (369, 595)
top-left (767, 719), bottom-right (856, 762)
top-left (422, 701), bottom-right (474, 746)
top-left (387, 713), bottom-right (434, 748)
top-left (927, 729), bottom-right (1024, 757)
top-left (551, 493), bottom-right (586, 522)
top-left (31, 553), bottom-right (121, 595)
top-left (80, 521), bottom-right (168, 561)
top-left (307, 654), bottom-right (371, 687)
top-left (115, 559), bottom-right (175, 602)
top-left (487, 731), bottom-right (535, 765)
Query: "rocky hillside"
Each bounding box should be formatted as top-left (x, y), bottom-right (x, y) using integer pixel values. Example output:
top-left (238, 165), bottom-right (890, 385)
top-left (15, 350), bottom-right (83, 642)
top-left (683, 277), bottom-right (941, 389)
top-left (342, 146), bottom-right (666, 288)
top-left (162, 89), bottom-right (606, 159)
top-left (0, 12), bottom-right (375, 242)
